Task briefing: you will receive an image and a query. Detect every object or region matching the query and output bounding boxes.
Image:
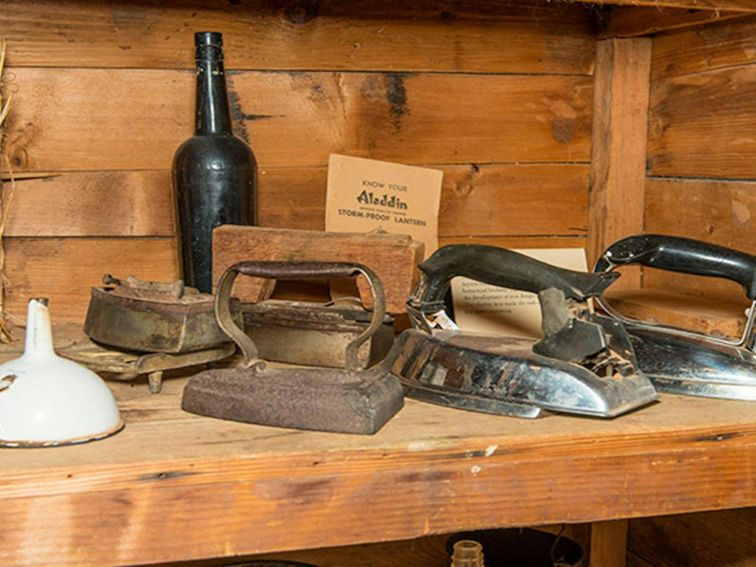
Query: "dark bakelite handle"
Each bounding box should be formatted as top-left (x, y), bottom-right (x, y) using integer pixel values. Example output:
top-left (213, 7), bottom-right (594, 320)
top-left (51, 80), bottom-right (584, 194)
top-left (595, 235), bottom-right (756, 300)
top-left (413, 244), bottom-right (619, 311)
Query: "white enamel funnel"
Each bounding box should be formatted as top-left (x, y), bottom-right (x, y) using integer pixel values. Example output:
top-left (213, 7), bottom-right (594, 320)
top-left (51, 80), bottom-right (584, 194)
top-left (0, 298), bottom-right (124, 447)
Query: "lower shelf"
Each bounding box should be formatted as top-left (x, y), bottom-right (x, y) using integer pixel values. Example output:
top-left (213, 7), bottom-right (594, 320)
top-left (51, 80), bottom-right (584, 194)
top-left (0, 371), bottom-right (753, 565)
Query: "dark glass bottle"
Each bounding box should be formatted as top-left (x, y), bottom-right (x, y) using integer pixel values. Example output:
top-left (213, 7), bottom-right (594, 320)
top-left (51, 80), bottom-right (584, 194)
top-left (173, 31), bottom-right (257, 293)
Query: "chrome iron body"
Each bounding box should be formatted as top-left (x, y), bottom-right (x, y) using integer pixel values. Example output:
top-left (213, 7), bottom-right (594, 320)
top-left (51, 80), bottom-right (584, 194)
top-left (595, 234), bottom-right (756, 400)
top-left (386, 244), bottom-right (657, 419)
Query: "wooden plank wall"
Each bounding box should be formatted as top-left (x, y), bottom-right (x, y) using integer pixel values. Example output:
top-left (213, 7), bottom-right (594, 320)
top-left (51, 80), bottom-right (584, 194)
top-left (1, 0), bottom-right (595, 323)
top-left (644, 15), bottom-right (756, 305)
top-left (627, 15), bottom-right (756, 567)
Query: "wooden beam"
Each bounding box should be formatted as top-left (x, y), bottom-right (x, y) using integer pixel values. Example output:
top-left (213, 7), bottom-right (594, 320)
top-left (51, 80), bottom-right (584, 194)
top-left (588, 38), bottom-right (652, 286)
top-left (599, 6), bottom-right (747, 38)
top-left (590, 520), bottom-right (629, 567)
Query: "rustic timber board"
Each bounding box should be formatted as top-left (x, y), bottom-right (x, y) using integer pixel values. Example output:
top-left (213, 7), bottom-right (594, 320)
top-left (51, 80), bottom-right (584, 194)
top-left (4, 164), bottom-right (589, 238)
top-left (1, 0), bottom-right (596, 74)
top-left (5, 68), bottom-right (593, 171)
top-left (598, 7), bottom-right (749, 38)
top-left (651, 15), bottom-right (756, 80)
top-left (648, 64), bottom-right (756, 180)
top-left (0, 377), bottom-right (753, 566)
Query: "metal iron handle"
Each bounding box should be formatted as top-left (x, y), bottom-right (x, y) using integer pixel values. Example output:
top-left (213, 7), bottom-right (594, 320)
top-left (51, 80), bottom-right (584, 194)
top-left (214, 260), bottom-right (387, 371)
top-left (595, 235), bottom-right (756, 351)
top-left (410, 244), bottom-right (619, 313)
top-left (595, 234), bottom-right (756, 300)
top-left (103, 274), bottom-right (186, 299)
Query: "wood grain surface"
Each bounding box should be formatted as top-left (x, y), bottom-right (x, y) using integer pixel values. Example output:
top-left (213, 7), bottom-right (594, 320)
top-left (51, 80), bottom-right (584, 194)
top-left (438, 235), bottom-right (587, 248)
top-left (651, 15), bottom-right (756, 80)
top-left (573, 0), bottom-right (756, 9)
top-left (648, 64), bottom-right (756, 179)
top-left (606, 289), bottom-right (748, 337)
top-left (256, 524), bottom-right (590, 566)
top-left (642, 269), bottom-right (751, 306)
top-left (2, 164), bottom-right (589, 237)
top-left (645, 177), bottom-right (756, 252)
top-left (600, 6), bottom-right (746, 38)
top-left (626, 552), bottom-right (657, 567)
top-left (439, 164), bottom-right (588, 236)
top-left (5, 68), bottom-right (593, 172)
top-left (0, 375), bottom-right (753, 566)
top-left (4, 172), bottom-right (175, 237)
top-left (0, 0), bottom-right (596, 74)
top-left (588, 38), bottom-right (651, 285)
top-left (589, 521), bottom-right (628, 567)
top-left (3, 238), bottom-right (178, 323)
top-left (259, 164), bottom-right (590, 236)
top-left (629, 509), bottom-right (756, 567)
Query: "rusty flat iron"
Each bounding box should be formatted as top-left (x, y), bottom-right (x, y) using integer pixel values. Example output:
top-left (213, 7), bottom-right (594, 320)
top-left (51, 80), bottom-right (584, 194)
top-left (383, 244), bottom-right (657, 418)
top-left (242, 298), bottom-right (394, 370)
top-left (85, 275), bottom-right (236, 354)
top-left (182, 261), bottom-right (404, 434)
top-left (595, 234), bottom-right (756, 401)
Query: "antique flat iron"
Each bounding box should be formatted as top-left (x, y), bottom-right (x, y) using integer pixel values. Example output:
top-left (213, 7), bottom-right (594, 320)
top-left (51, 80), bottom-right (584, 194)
top-left (85, 274), bottom-right (236, 354)
top-left (383, 244), bottom-right (657, 418)
top-left (81, 274), bottom-right (238, 392)
top-left (595, 234), bottom-right (756, 401)
top-left (182, 261), bottom-right (404, 434)
top-left (242, 298), bottom-right (394, 370)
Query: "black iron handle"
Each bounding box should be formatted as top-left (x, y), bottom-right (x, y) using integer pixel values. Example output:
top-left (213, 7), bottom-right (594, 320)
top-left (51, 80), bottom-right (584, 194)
top-left (410, 244), bottom-right (619, 312)
top-left (595, 235), bottom-right (756, 300)
top-left (214, 260), bottom-right (387, 370)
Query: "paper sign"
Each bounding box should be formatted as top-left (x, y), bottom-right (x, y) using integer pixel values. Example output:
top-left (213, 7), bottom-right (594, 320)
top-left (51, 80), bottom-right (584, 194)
top-left (326, 154), bottom-right (443, 257)
top-left (451, 248), bottom-right (588, 339)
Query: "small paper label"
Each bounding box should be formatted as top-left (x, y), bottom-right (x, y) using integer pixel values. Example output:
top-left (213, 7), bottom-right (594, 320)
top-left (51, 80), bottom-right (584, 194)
top-left (428, 310), bottom-right (460, 331)
top-left (451, 248), bottom-right (588, 338)
top-left (325, 154), bottom-right (443, 257)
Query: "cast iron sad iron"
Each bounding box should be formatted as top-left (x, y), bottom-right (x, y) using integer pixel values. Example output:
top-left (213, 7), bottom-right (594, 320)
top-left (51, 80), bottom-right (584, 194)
top-left (383, 244), bottom-right (657, 418)
top-left (182, 261), bottom-right (404, 434)
top-left (595, 234), bottom-right (756, 401)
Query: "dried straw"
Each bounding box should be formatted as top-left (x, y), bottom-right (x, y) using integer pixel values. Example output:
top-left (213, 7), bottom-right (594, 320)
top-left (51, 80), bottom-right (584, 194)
top-left (0, 38), bottom-right (14, 342)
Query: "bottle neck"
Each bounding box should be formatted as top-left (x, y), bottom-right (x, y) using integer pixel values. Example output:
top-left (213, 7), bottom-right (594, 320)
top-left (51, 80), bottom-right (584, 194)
top-left (195, 58), bottom-right (232, 135)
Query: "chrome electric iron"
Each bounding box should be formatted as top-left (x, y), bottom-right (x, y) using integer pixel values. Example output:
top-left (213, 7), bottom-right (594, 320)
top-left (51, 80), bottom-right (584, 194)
top-left (383, 244), bottom-right (657, 418)
top-left (595, 234), bottom-right (756, 401)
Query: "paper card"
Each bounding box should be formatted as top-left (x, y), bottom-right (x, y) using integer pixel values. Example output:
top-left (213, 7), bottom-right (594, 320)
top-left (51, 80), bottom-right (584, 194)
top-left (325, 154), bottom-right (443, 257)
top-left (451, 248), bottom-right (588, 339)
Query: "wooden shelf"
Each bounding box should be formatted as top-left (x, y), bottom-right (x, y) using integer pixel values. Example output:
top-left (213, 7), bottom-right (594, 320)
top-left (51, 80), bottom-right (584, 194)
top-left (1, 371), bottom-right (754, 565)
